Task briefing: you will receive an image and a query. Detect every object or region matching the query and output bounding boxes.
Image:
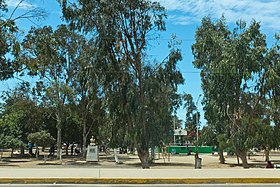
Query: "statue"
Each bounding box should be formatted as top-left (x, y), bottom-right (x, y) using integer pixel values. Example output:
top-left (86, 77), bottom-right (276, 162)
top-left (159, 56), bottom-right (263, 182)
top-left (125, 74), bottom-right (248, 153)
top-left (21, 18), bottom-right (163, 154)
top-left (90, 136), bottom-right (96, 146)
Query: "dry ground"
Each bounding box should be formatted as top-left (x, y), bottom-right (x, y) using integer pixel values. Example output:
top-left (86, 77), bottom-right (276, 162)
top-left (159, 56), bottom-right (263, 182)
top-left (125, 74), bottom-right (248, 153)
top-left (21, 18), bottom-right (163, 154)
top-left (0, 149), bottom-right (280, 169)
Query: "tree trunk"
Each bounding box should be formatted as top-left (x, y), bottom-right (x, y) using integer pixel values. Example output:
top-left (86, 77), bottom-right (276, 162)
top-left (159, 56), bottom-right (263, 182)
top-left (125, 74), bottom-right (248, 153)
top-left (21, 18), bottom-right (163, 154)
top-left (151, 147), bottom-right (155, 163)
top-left (264, 148), bottom-right (270, 161)
top-left (35, 146), bottom-right (39, 158)
top-left (82, 122), bottom-right (87, 158)
top-left (218, 149), bottom-right (225, 164)
top-left (237, 151), bottom-right (249, 168)
top-left (11, 148), bottom-right (13, 157)
top-left (20, 146), bottom-right (24, 156)
top-left (65, 143), bottom-right (69, 156)
top-left (57, 127), bottom-right (62, 159)
top-left (137, 147), bottom-right (150, 169)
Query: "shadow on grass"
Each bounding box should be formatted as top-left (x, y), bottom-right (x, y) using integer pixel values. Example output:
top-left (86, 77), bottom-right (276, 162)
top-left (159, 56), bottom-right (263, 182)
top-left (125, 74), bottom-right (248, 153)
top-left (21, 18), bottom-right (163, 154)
top-left (0, 158), bottom-right (30, 163)
top-left (37, 163), bottom-right (62, 166)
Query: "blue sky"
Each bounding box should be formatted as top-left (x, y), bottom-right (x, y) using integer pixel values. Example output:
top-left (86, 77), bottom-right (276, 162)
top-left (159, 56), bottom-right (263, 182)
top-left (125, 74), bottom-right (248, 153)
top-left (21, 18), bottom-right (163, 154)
top-left (1, 0), bottom-right (280, 127)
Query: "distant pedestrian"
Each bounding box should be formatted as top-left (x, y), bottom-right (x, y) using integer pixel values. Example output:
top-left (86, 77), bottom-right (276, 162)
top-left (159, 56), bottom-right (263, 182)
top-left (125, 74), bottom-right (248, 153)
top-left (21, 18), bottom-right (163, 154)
top-left (49, 145), bottom-right (55, 156)
top-left (70, 144), bottom-right (74, 155)
top-left (195, 151), bottom-right (199, 158)
top-left (28, 143), bottom-right (33, 156)
top-left (75, 146), bottom-right (80, 155)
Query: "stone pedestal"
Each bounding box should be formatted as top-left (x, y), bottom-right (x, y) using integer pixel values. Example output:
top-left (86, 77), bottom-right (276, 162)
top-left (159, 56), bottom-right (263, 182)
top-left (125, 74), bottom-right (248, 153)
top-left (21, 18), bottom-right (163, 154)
top-left (86, 145), bottom-right (99, 162)
top-left (86, 136), bottom-right (99, 162)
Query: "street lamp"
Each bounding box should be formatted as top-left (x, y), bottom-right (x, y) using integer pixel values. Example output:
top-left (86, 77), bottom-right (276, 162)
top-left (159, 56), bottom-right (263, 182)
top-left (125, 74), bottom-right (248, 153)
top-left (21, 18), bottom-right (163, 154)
top-left (195, 94), bottom-right (202, 157)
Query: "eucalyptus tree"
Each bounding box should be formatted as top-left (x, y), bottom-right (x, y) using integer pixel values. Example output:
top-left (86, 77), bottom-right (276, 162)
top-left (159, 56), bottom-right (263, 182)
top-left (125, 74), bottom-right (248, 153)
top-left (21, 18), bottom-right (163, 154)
top-left (0, 0), bottom-right (45, 80)
top-left (192, 17), bottom-right (274, 168)
top-left (265, 36), bottom-right (280, 146)
top-left (254, 35), bottom-right (280, 160)
top-left (183, 94), bottom-right (200, 144)
top-left (18, 25), bottom-right (87, 159)
top-left (0, 0), bottom-right (18, 80)
top-left (60, 0), bottom-right (183, 168)
top-left (69, 39), bottom-right (107, 157)
top-left (203, 99), bottom-right (229, 164)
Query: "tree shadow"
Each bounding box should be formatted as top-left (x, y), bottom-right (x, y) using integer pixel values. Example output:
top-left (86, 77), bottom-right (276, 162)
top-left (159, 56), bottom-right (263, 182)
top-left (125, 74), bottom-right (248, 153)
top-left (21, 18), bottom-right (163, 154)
top-left (0, 158), bottom-right (29, 163)
top-left (151, 162), bottom-right (193, 167)
top-left (37, 163), bottom-right (62, 166)
top-left (65, 160), bottom-right (102, 167)
top-left (227, 163), bottom-right (265, 168)
top-left (0, 163), bottom-right (19, 167)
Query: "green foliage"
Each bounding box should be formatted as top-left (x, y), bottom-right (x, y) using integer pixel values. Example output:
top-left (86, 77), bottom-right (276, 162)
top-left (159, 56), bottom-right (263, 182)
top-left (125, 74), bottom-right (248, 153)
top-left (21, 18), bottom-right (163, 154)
top-left (0, 106), bottom-right (23, 147)
top-left (0, 135), bottom-right (23, 149)
top-left (27, 131), bottom-right (55, 147)
top-left (200, 125), bottom-right (216, 146)
top-left (60, 0), bottom-right (183, 168)
top-left (0, 17), bottom-right (19, 80)
top-left (0, 0), bottom-right (7, 11)
top-left (183, 94), bottom-right (200, 132)
top-left (0, 83), bottom-right (48, 142)
top-left (0, 0), bottom-right (46, 80)
top-left (216, 134), bottom-right (232, 150)
top-left (192, 16), bottom-right (279, 167)
top-left (19, 24), bottom-right (89, 158)
top-left (0, 134), bottom-right (23, 150)
top-left (0, 88), bottom-right (25, 149)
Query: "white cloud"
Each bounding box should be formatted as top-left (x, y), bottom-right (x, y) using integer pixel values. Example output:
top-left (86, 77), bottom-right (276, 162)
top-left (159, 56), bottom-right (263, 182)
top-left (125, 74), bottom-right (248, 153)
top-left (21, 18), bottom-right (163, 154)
top-left (6, 0), bottom-right (36, 10)
top-left (155, 0), bottom-right (280, 31)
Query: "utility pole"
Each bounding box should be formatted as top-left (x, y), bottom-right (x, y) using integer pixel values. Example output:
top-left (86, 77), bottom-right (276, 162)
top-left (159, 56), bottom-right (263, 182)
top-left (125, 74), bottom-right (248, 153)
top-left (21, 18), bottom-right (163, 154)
top-left (173, 116), bottom-right (176, 145)
top-left (196, 94), bottom-right (202, 156)
top-left (194, 94), bottom-right (202, 169)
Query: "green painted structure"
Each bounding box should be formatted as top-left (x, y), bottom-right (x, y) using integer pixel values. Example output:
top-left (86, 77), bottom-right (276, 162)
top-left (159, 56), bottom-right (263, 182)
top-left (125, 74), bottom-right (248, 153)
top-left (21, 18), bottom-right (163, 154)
top-left (167, 146), bottom-right (213, 154)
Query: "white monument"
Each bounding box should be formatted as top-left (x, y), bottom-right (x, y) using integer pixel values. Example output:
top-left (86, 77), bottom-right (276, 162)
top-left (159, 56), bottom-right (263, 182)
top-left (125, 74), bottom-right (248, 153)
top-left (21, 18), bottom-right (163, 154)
top-left (86, 136), bottom-right (99, 162)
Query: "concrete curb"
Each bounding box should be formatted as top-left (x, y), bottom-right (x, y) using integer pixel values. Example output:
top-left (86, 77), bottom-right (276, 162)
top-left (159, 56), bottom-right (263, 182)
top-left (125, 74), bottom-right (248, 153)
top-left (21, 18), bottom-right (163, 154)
top-left (0, 178), bottom-right (280, 184)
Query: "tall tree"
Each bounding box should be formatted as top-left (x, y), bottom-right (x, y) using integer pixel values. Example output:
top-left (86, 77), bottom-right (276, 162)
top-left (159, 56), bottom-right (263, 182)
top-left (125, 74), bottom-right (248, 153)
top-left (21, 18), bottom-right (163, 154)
top-left (60, 0), bottom-right (183, 168)
top-left (192, 17), bottom-right (276, 168)
top-left (265, 35), bottom-right (280, 149)
top-left (69, 40), bottom-right (106, 157)
top-left (202, 99), bottom-right (229, 164)
top-left (183, 94), bottom-right (200, 144)
top-left (254, 35), bottom-right (280, 161)
top-left (18, 25), bottom-right (86, 159)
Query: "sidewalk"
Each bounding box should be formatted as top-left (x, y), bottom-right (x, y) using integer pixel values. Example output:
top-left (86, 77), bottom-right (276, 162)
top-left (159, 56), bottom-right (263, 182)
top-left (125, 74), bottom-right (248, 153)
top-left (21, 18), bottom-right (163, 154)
top-left (0, 168), bottom-right (280, 184)
top-left (1, 151), bottom-right (280, 184)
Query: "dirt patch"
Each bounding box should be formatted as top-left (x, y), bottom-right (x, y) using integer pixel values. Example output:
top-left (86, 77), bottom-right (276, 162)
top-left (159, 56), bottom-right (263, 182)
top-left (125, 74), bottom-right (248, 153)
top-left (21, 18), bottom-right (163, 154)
top-left (0, 150), bottom-right (279, 169)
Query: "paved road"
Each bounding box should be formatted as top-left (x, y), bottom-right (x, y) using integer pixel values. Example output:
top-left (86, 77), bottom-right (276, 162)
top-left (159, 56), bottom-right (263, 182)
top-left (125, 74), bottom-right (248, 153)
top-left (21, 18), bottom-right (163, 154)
top-left (0, 168), bottom-right (280, 184)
